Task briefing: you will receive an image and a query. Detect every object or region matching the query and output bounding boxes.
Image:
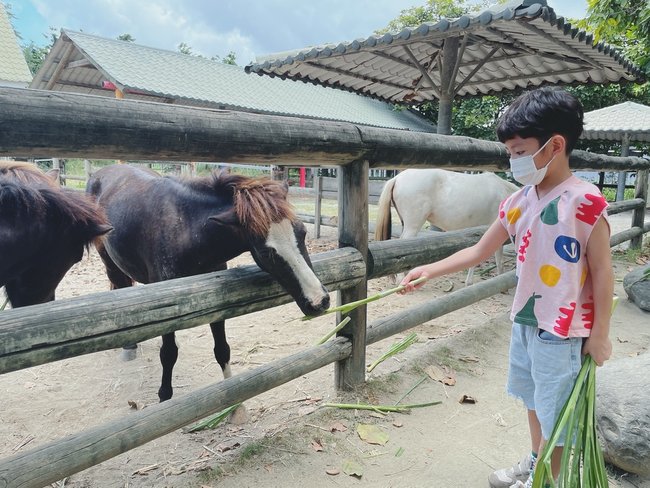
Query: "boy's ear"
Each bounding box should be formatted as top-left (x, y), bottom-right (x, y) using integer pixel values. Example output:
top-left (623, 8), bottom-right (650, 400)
top-left (552, 135), bottom-right (566, 154)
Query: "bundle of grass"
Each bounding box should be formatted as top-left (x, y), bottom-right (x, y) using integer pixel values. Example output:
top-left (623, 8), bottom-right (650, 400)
top-left (533, 297), bottom-right (619, 488)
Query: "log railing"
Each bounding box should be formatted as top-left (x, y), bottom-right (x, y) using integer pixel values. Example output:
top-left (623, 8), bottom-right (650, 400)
top-left (0, 87), bottom-right (648, 488)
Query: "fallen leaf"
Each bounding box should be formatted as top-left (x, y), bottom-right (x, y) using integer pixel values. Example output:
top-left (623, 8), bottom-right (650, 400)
top-left (330, 421), bottom-right (348, 432)
top-left (357, 424), bottom-right (389, 445)
top-left (425, 364), bottom-right (456, 386)
top-left (342, 459), bottom-right (363, 478)
top-left (311, 439), bottom-right (323, 452)
top-left (326, 468), bottom-right (340, 476)
top-left (215, 440), bottom-right (240, 452)
top-left (459, 394), bottom-right (477, 404)
top-left (392, 420), bottom-right (403, 428)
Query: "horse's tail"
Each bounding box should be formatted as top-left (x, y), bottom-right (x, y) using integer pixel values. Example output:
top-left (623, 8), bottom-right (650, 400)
top-left (375, 177), bottom-right (396, 241)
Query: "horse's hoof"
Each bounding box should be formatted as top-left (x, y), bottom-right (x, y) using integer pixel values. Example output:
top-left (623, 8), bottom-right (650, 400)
top-left (120, 347), bottom-right (138, 362)
top-left (228, 404), bottom-right (249, 425)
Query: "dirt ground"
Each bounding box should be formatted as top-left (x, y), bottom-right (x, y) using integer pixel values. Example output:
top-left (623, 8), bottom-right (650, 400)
top-left (1, 211), bottom-right (649, 488)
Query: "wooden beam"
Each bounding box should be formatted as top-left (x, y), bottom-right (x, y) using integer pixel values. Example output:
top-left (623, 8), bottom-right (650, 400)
top-left (0, 337), bottom-right (352, 488)
top-left (335, 160), bottom-right (369, 390)
top-left (45, 42), bottom-right (75, 91)
top-left (1, 87), bottom-right (649, 171)
top-left (0, 249), bottom-right (365, 374)
top-left (66, 58), bottom-right (95, 69)
top-left (631, 170), bottom-right (649, 249)
top-left (402, 45), bottom-right (441, 99)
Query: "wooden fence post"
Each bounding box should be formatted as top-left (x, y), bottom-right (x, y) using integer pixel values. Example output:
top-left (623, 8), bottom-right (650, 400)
top-left (335, 160), bottom-right (368, 390)
top-left (314, 173), bottom-right (322, 238)
top-left (631, 169), bottom-right (649, 249)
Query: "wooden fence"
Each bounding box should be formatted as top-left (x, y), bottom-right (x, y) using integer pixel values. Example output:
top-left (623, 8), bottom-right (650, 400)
top-left (0, 87), bottom-right (649, 487)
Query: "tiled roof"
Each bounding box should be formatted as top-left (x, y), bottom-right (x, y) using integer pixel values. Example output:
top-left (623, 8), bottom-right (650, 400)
top-left (245, 0), bottom-right (644, 105)
top-left (583, 102), bottom-right (650, 142)
top-left (30, 30), bottom-right (435, 133)
top-left (0, 3), bottom-right (32, 86)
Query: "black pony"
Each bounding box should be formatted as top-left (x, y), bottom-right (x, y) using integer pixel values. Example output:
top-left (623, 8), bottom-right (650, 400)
top-left (86, 164), bottom-right (330, 402)
top-left (0, 161), bottom-right (111, 307)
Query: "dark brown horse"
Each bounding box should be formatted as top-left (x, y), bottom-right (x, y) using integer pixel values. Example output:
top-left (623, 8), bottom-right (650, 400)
top-left (86, 164), bottom-right (330, 402)
top-left (0, 161), bottom-right (111, 308)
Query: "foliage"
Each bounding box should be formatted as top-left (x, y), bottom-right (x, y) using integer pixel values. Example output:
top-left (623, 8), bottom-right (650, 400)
top-left (117, 33), bottom-right (135, 42)
top-left (580, 0), bottom-right (650, 75)
top-left (376, 0), bottom-right (494, 34)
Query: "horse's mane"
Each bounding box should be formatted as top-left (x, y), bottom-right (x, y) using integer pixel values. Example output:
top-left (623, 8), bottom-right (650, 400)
top-left (0, 161), bottom-right (109, 231)
top-left (184, 171), bottom-right (296, 237)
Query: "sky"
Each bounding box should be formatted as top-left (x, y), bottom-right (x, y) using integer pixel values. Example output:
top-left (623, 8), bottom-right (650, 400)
top-left (7, 0), bottom-right (588, 66)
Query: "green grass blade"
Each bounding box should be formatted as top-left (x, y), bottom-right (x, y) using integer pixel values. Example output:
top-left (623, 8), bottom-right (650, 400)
top-left (367, 332), bottom-right (418, 373)
top-left (315, 316), bottom-right (351, 345)
top-left (301, 277), bottom-right (427, 321)
top-left (185, 403), bottom-right (242, 432)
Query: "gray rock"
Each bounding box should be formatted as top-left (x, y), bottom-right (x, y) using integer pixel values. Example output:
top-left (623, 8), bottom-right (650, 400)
top-left (623, 265), bottom-right (650, 312)
top-left (596, 352), bottom-right (650, 476)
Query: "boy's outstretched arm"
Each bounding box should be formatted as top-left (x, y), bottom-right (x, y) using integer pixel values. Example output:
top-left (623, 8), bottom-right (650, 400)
top-left (399, 218), bottom-right (510, 294)
top-left (582, 216), bottom-right (614, 366)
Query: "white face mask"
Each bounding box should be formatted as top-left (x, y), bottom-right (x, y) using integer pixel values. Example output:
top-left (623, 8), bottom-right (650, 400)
top-left (509, 138), bottom-right (556, 186)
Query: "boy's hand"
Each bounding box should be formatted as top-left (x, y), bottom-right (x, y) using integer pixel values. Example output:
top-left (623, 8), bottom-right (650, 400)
top-left (398, 267), bottom-right (430, 295)
top-left (582, 334), bottom-right (612, 366)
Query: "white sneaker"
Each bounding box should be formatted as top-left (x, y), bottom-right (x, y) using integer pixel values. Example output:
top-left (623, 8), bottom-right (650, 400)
top-left (509, 474), bottom-right (533, 488)
top-left (488, 453), bottom-right (534, 488)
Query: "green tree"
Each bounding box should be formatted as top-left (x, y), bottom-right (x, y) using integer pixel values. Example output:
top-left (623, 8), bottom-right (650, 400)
top-left (379, 0), bottom-right (508, 138)
top-left (117, 33), bottom-right (136, 42)
top-left (177, 42), bottom-right (193, 55)
top-left (581, 0), bottom-right (650, 74)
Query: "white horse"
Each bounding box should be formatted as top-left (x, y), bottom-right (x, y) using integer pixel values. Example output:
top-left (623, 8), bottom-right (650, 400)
top-left (374, 169), bottom-right (519, 285)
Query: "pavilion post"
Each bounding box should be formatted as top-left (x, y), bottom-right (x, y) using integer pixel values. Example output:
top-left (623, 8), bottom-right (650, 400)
top-left (335, 159), bottom-right (368, 390)
top-left (436, 37), bottom-right (460, 135)
top-left (630, 169), bottom-right (648, 250)
top-left (616, 133), bottom-right (630, 201)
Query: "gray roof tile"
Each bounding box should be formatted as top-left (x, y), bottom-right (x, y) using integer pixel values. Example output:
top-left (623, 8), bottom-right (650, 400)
top-left (583, 102), bottom-right (650, 142)
top-left (0, 4), bottom-right (32, 86)
top-left (246, 0), bottom-right (644, 105)
top-left (30, 30), bottom-right (435, 133)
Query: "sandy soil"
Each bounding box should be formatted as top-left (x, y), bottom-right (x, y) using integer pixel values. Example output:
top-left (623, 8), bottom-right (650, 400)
top-left (1, 211), bottom-right (649, 488)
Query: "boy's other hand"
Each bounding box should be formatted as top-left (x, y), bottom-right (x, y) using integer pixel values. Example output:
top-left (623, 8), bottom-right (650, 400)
top-left (583, 334), bottom-right (612, 366)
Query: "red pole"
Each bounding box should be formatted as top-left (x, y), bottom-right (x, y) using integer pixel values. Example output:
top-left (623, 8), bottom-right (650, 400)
top-left (299, 167), bottom-right (306, 188)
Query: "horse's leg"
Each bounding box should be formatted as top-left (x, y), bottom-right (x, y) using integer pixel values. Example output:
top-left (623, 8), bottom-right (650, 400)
top-left (158, 332), bottom-right (178, 402)
top-left (95, 243), bottom-right (138, 360)
top-left (392, 221), bottom-right (425, 284)
top-left (465, 267), bottom-right (475, 287)
top-left (495, 245), bottom-right (504, 275)
top-left (209, 320), bottom-right (248, 423)
top-left (209, 321), bottom-right (231, 379)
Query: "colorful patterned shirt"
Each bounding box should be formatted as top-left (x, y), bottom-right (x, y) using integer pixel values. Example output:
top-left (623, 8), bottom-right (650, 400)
top-left (498, 176), bottom-right (609, 338)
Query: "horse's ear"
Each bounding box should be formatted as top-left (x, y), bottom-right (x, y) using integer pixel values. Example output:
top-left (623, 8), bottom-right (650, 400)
top-left (45, 168), bottom-right (60, 183)
top-left (208, 210), bottom-right (238, 227)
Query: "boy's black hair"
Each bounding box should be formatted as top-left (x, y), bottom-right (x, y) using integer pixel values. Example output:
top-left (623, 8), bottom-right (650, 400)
top-left (496, 87), bottom-right (584, 153)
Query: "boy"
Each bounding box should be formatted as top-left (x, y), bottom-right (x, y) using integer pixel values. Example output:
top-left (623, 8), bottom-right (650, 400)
top-left (398, 87), bottom-right (613, 487)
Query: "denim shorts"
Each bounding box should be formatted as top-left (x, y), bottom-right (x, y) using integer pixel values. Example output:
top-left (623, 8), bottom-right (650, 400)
top-left (506, 322), bottom-right (584, 445)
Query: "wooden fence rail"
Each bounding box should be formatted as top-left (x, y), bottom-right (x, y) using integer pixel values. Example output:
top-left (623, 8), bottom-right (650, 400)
top-left (0, 228), bottom-right (489, 375)
top-left (1, 86), bottom-right (648, 487)
top-left (1, 218), bottom-right (644, 488)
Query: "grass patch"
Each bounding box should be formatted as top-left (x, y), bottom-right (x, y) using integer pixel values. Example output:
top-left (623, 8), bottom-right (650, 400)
top-left (193, 466), bottom-right (225, 485)
top-left (238, 440), bottom-right (268, 462)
